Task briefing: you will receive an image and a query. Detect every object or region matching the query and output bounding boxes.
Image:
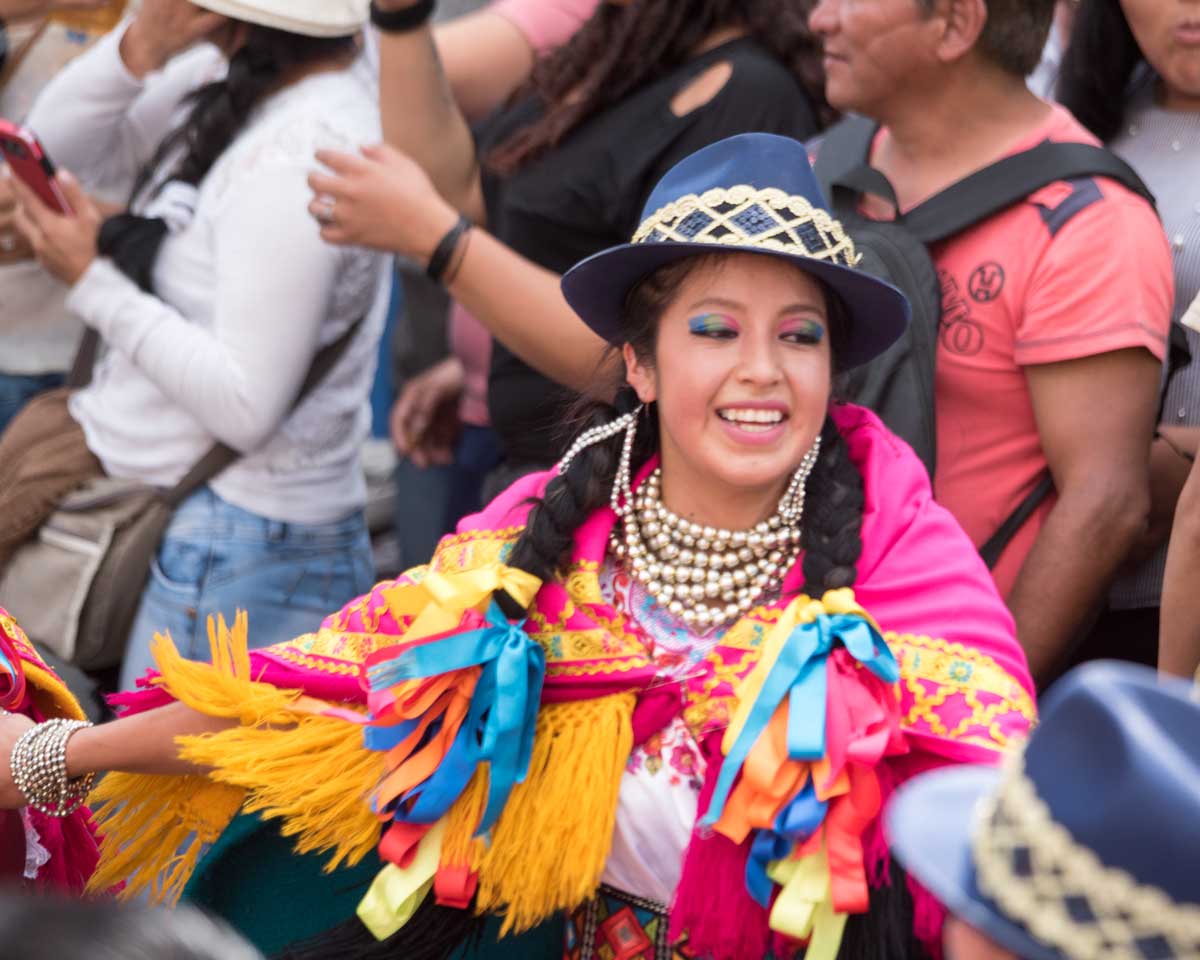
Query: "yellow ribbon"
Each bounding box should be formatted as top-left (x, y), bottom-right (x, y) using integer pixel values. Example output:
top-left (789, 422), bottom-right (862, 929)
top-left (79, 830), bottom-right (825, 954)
top-left (357, 818), bottom-right (448, 941)
top-left (722, 589), bottom-right (877, 755)
top-left (767, 838), bottom-right (849, 960)
top-left (383, 564), bottom-right (543, 642)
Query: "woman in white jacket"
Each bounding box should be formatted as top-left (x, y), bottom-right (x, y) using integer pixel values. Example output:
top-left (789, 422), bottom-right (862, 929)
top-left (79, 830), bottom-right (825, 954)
top-left (10, 0), bottom-right (389, 688)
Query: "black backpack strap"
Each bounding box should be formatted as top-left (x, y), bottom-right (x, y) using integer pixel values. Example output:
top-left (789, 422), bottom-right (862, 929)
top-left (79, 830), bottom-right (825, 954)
top-left (160, 316), bottom-right (366, 508)
top-left (903, 141), bottom-right (1156, 244)
top-left (979, 471), bottom-right (1055, 570)
top-left (812, 114), bottom-right (881, 201)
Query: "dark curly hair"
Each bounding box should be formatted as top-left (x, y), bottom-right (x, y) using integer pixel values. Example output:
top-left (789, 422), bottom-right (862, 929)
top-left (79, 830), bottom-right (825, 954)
top-left (1057, 0), bottom-right (1146, 143)
top-left (486, 0), bottom-right (830, 175)
top-left (98, 26), bottom-right (357, 293)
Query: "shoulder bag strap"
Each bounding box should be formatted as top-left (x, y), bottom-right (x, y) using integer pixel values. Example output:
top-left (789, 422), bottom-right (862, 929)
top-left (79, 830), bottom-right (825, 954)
top-left (160, 316), bottom-right (366, 508)
top-left (978, 471), bottom-right (1055, 570)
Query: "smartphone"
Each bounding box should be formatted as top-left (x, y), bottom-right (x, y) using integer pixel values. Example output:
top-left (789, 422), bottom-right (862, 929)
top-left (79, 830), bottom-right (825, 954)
top-left (0, 119), bottom-right (71, 215)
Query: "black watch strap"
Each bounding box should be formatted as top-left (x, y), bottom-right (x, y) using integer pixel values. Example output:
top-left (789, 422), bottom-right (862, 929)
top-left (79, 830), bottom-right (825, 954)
top-left (369, 0), bottom-right (435, 32)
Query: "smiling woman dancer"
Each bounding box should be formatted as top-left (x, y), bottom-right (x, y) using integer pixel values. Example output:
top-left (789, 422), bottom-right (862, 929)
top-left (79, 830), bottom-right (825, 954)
top-left (0, 135), bottom-right (1034, 960)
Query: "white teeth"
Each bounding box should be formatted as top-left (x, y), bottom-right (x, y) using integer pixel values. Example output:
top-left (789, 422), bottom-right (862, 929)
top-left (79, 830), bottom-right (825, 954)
top-left (718, 408), bottom-right (785, 425)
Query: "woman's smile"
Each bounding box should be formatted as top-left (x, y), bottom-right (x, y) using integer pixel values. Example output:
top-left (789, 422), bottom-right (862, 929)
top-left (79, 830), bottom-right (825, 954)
top-left (715, 403), bottom-right (790, 442)
top-left (624, 252), bottom-right (833, 530)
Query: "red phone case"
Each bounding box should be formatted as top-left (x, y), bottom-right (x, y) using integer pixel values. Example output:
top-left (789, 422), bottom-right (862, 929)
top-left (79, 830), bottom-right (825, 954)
top-left (0, 118), bottom-right (71, 214)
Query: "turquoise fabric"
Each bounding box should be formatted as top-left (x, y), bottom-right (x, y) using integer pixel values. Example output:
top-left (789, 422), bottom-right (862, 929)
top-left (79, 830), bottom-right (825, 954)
top-left (184, 811), bottom-right (562, 958)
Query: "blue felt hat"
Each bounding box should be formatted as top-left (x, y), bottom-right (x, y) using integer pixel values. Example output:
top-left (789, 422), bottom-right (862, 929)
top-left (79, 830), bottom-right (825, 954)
top-left (887, 662), bottom-right (1200, 960)
top-left (561, 132), bottom-right (910, 371)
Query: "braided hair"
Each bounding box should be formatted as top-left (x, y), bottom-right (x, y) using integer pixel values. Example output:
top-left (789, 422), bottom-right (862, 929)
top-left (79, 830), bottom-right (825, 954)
top-left (99, 25), bottom-right (356, 293)
top-left (486, 0), bottom-right (830, 175)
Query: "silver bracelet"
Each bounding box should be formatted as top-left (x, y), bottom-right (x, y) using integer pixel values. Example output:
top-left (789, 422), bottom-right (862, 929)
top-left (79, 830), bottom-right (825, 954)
top-left (10, 718), bottom-right (95, 817)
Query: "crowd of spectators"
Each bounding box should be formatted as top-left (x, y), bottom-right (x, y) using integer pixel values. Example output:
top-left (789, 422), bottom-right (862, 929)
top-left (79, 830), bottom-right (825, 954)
top-left (0, 0), bottom-right (1196, 955)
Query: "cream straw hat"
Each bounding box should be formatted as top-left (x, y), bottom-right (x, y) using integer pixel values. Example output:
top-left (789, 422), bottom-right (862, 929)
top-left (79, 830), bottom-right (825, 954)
top-left (190, 0), bottom-right (368, 37)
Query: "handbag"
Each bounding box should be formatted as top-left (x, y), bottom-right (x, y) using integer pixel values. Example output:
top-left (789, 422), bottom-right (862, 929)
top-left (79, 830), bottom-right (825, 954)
top-left (0, 318), bottom-right (364, 670)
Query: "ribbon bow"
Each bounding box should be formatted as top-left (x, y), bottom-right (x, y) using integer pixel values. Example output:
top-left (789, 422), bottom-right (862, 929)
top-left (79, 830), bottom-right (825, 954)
top-left (380, 563), bottom-right (542, 644)
top-left (702, 591), bottom-right (898, 830)
top-left (365, 599), bottom-right (546, 838)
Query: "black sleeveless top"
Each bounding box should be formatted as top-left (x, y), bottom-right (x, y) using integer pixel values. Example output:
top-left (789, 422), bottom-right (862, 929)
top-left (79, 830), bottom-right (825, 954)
top-left (475, 37), bottom-right (820, 466)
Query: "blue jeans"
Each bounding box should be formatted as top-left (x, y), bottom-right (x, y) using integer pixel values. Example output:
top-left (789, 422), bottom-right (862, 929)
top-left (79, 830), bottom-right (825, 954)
top-left (120, 487), bottom-right (375, 690)
top-left (0, 371), bottom-right (66, 435)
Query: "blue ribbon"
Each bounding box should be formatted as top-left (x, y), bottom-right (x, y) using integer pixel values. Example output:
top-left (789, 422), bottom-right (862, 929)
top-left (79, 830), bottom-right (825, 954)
top-left (701, 613), bottom-right (898, 829)
top-left (744, 781), bottom-right (828, 907)
top-left (363, 601), bottom-right (546, 833)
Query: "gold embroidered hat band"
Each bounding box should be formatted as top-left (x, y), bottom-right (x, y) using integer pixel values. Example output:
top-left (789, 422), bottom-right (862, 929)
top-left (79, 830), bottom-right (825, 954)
top-left (561, 133), bottom-right (911, 372)
top-left (886, 662), bottom-right (1200, 960)
top-left (973, 756), bottom-right (1200, 960)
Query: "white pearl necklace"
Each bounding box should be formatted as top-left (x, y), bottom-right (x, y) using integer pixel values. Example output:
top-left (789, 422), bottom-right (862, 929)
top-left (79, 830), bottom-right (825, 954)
top-left (610, 438), bottom-right (821, 631)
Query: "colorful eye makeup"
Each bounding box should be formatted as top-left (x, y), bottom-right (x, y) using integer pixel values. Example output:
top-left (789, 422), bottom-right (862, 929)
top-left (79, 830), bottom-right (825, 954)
top-left (780, 316), bottom-right (825, 344)
top-left (688, 313), bottom-right (739, 336)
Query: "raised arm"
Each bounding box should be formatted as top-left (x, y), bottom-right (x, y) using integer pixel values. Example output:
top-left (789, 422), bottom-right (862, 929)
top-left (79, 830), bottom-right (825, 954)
top-left (27, 0), bottom-right (228, 197)
top-left (373, 1), bottom-right (488, 220)
top-left (375, 0), bottom-right (599, 221)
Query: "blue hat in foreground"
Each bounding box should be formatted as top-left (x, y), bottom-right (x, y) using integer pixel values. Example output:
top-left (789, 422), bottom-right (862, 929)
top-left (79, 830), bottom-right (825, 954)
top-left (561, 132), bottom-right (910, 371)
top-left (887, 662), bottom-right (1200, 960)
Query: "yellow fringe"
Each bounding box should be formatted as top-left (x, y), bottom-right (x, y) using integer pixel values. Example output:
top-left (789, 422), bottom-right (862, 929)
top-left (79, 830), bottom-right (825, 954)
top-left (86, 773), bottom-right (245, 903)
top-left (473, 692), bottom-right (636, 936)
top-left (442, 769), bottom-right (489, 872)
top-left (148, 613), bottom-right (305, 725)
top-left (87, 614), bottom-right (383, 901)
top-left (177, 711), bottom-right (383, 871)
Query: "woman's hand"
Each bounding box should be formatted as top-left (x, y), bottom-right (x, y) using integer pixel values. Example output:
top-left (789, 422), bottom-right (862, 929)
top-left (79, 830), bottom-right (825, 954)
top-left (0, 175), bottom-right (35, 263)
top-left (0, 712), bottom-right (35, 810)
top-left (308, 143), bottom-right (461, 261)
top-left (11, 169), bottom-right (103, 286)
top-left (390, 356), bottom-right (465, 468)
top-left (119, 0), bottom-right (229, 77)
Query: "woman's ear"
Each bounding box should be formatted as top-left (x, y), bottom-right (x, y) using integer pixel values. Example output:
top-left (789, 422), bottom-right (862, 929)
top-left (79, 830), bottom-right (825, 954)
top-left (623, 343), bottom-right (657, 405)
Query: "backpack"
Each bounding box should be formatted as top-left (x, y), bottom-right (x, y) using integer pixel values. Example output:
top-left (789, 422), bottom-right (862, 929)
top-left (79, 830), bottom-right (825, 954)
top-left (813, 115), bottom-right (1159, 568)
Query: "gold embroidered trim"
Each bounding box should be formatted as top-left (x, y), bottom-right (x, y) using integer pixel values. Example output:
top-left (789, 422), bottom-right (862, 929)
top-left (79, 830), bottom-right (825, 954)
top-left (973, 755), bottom-right (1200, 960)
top-left (632, 185), bottom-right (861, 269)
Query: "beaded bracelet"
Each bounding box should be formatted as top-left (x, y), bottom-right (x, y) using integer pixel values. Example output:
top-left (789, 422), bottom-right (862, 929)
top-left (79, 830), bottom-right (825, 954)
top-left (369, 0), bottom-right (435, 33)
top-left (10, 718), bottom-right (95, 818)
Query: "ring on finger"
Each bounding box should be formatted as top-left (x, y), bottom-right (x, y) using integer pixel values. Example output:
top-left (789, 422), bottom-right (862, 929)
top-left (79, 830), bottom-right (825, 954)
top-left (313, 195), bottom-right (337, 227)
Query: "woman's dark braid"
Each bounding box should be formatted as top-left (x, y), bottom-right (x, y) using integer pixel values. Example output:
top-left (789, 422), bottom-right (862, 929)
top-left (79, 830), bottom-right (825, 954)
top-left (98, 27), bottom-right (354, 293)
top-left (487, 0), bottom-right (830, 175)
top-left (800, 414), bottom-right (866, 598)
top-left (505, 398), bottom-right (659, 592)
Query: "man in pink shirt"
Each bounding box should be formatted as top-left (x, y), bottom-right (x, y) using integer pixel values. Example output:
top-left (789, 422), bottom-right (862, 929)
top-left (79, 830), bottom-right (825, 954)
top-left (809, 0), bottom-right (1173, 681)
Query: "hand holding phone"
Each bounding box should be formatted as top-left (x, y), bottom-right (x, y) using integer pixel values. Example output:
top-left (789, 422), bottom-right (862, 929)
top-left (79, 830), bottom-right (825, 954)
top-left (0, 119), bottom-right (72, 215)
top-left (0, 125), bottom-right (104, 286)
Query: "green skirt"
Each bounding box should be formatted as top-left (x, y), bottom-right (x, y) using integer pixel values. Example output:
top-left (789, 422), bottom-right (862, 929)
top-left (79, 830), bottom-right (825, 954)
top-left (184, 811), bottom-right (564, 959)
